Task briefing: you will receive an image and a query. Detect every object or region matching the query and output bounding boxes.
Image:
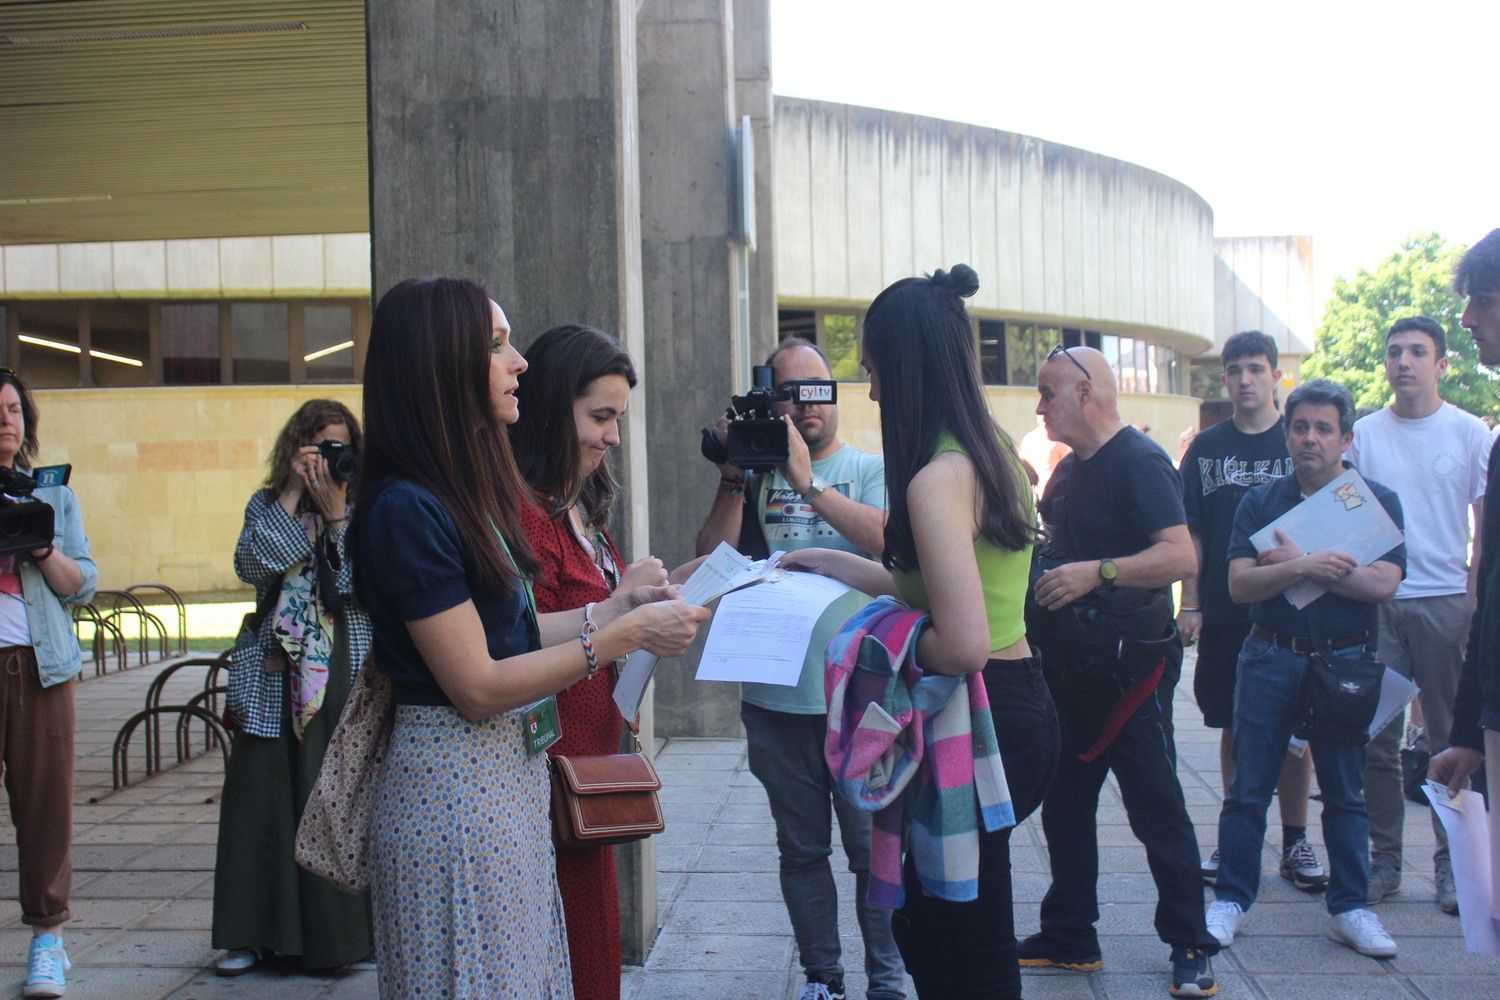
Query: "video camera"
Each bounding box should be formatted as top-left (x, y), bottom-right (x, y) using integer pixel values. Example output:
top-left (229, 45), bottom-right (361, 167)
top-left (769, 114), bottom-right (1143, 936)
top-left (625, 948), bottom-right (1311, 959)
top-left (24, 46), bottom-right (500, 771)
top-left (700, 365), bottom-right (838, 473)
top-left (317, 439), bottom-right (358, 484)
top-left (0, 464), bottom-right (69, 558)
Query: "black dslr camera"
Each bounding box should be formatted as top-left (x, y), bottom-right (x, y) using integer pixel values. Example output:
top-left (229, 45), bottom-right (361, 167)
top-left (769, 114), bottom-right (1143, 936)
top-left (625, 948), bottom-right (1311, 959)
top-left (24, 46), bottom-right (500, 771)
top-left (0, 465), bottom-right (65, 558)
top-left (700, 365), bottom-right (837, 473)
top-left (317, 440), bottom-right (358, 484)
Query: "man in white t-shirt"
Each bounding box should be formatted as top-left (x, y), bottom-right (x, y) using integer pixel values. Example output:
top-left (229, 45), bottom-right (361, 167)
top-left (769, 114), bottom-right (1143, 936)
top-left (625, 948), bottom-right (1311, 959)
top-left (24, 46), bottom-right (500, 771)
top-left (695, 338), bottom-right (901, 1000)
top-left (1345, 314), bottom-right (1492, 914)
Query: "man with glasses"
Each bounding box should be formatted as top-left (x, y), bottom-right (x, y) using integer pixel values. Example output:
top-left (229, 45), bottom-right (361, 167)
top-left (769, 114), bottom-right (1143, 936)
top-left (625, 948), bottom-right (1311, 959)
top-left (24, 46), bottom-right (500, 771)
top-left (1021, 346), bottom-right (1219, 998)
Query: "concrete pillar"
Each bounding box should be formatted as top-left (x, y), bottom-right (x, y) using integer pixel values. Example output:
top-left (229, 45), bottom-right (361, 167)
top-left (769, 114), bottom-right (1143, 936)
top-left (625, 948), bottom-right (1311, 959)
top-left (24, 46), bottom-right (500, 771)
top-left (637, 0), bottom-right (765, 739)
top-left (366, 0), bottom-right (658, 963)
top-left (733, 0), bottom-right (777, 355)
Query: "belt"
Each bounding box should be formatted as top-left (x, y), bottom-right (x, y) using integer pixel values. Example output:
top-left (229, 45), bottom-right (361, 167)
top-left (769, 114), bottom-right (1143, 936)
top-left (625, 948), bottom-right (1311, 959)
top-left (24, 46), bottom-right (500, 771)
top-left (1250, 623), bottom-right (1367, 654)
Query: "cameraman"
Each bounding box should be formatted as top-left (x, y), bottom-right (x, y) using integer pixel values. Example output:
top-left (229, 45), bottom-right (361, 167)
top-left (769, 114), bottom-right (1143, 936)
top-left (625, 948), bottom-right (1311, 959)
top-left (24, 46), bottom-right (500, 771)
top-left (211, 399), bottom-right (372, 976)
top-left (0, 369), bottom-right (97, 999)
top-left (694, 338), bottom-right (903, 1000)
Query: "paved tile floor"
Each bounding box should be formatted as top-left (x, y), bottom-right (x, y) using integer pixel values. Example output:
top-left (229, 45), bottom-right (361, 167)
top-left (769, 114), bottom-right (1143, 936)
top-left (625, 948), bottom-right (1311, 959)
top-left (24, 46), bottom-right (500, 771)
top-left (1, 653), bottom-right (1495, 998)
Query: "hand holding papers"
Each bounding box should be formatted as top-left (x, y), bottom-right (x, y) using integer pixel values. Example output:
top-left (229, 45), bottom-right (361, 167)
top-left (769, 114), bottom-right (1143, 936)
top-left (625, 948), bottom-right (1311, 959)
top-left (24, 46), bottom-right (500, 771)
top-left (695, 572), bottom-right (853, 685)
top-left (1248, 468), bottom-right (1404, 609)
top-left (1423, 785), bottom-right (1500, 955)
top-left (611, 542), bottom-right (787, 719)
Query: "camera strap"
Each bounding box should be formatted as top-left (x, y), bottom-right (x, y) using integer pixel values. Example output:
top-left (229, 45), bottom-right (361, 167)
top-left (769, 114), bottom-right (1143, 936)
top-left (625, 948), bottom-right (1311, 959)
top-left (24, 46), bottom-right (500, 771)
top-left (737, 473), bottom-right (771, 561)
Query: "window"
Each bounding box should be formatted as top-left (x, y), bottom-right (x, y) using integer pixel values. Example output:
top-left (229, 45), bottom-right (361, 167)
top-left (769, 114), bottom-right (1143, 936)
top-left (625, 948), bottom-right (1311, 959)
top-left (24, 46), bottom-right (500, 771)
top-left (1005, 325), bottom-right (1041, 386)
top-left (1084, 330), bottom-right (1101, 350)
top-left (90, 302), bottom-right (149, 388)
top-left (231, 303), bottom-right (289, 384)
top-left (820, 313), bottom-right (861, 380)
top-left (1062, 328), bottom-right (1082, 349)
top-left (304, 306), bottom-right (355, 382)
top-left (16, 302), bottom-right (80, 389)
top-left (777, 309), bottom-right (815, 343)
top-left (162, 304), bottom-right (221, 385)
top-left (978, 319), bottom-right (1005, 384)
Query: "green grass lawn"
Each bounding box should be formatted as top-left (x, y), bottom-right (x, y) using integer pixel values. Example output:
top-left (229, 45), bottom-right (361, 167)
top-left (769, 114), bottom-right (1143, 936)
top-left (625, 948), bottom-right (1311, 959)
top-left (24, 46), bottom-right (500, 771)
top-left (77, 600), bottom-right (252, 658)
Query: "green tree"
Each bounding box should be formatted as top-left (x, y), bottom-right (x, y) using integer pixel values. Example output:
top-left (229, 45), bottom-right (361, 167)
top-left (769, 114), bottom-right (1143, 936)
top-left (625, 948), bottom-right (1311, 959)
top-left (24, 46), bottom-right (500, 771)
top-left (1301, 233), bottom-right (1500, 418)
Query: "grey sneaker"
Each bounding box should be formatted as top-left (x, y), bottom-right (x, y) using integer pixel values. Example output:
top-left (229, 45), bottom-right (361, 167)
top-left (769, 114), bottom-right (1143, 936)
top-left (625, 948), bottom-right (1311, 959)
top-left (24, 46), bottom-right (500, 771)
top-left (1367, 861), bottom-right (1401, 904)
top-left (1435, 859), bottom-right (1458, 915)
top-left (1280, 836), bottom-right (1329, 893)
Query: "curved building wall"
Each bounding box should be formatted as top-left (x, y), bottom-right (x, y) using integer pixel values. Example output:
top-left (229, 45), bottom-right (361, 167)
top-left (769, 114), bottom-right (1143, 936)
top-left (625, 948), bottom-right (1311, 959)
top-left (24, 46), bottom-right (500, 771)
top-left (773, 97), bottom-right (1215, 350)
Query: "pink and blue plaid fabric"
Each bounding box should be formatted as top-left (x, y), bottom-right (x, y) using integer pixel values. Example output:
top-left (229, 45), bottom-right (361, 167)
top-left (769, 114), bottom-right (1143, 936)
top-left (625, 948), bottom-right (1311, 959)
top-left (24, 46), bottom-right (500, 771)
top-left (824, 595), bottom-right (1014, 907)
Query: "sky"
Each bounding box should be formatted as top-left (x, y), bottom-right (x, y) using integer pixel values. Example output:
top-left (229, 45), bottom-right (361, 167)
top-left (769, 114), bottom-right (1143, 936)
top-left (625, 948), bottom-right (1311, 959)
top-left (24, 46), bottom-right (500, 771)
top-left (770, 0), bottom-right (1498, 300)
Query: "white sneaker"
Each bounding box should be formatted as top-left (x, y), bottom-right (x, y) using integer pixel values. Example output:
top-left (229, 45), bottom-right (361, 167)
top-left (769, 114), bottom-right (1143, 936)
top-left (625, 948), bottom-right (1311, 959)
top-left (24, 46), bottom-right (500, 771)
top-left (213, 949), bottom-right (260, 976)
top-left (1205, 899), bottom-right (1245, 948)
top-left (1328, 908), bottom-right (1397, 958)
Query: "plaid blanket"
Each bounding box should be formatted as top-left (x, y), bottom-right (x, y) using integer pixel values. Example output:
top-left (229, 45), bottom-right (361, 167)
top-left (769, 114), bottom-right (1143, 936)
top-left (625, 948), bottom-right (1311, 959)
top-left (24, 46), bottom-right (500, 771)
top-left (823, 595), bottom-right (1014, 907)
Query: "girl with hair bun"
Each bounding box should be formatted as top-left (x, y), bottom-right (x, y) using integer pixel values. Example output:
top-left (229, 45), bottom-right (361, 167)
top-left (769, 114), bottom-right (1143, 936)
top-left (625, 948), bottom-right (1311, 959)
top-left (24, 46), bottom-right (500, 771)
top-left (782, 264), bottom-right (1059, 999)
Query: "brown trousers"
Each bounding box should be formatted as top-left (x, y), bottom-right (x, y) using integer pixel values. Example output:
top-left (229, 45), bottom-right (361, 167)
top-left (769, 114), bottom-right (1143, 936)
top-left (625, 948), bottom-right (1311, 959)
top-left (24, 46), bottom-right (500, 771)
top-left (0, 646), bottom-right (73, 927)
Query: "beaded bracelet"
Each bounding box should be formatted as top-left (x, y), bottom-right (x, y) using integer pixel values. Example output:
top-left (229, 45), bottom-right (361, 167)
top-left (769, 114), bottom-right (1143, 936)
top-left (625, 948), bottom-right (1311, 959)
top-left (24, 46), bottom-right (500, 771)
top-left (719, 476), bottom-right (746, 496)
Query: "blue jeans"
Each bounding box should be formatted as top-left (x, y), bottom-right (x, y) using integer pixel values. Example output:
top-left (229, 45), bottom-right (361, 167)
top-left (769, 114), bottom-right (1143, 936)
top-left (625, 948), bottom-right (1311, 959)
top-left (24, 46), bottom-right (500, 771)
top-left (742, 703), bottom-right (907, 999)
top-left (1214, 633), bottom-right (1370, 915)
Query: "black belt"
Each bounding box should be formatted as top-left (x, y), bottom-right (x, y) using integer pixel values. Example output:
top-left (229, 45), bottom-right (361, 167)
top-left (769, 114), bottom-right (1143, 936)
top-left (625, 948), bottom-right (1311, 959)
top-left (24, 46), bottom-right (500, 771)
top-left (1250, 623), bottom-right (1367, 655)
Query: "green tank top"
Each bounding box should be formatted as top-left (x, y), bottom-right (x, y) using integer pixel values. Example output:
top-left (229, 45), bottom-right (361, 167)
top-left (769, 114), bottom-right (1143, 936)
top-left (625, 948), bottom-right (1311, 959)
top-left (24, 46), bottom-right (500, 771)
top-left (891, 432), bottom-right (1034, 651)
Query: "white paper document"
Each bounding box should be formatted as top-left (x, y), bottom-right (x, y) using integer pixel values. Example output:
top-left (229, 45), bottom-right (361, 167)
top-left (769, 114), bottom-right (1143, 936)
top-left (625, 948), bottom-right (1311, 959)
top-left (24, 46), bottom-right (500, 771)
top-left (695, 571), bottom-right (852, 685)
top-left (1423, 785), bottom-right (1500, 956)
top-left (1248, 467), bottom-right (1404, 609)
top-left (612, 542), bottom-right (786, 719)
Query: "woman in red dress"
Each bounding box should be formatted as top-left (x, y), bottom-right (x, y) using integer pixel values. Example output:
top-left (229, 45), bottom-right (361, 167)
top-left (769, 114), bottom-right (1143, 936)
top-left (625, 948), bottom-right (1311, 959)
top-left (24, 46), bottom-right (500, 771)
top-left (511, 324), bottom-right (667, 1000)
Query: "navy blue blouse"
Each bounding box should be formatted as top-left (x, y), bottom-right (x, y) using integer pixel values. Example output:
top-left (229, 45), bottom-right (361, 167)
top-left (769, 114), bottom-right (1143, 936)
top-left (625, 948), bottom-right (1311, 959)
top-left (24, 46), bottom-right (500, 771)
top-left (353, 478), bottom-right (535, 706)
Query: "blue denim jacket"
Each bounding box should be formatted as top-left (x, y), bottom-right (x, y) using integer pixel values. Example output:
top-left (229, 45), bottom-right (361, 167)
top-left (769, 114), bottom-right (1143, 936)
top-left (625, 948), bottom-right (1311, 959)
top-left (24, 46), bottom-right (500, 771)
top-left (18, 480), bottom-right (98, 687)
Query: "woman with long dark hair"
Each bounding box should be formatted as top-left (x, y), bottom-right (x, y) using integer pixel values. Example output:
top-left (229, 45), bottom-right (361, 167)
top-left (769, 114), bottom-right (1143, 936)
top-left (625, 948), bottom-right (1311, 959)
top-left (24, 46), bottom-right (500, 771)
top-left (0, 369), bottom-right (97, 999)
top-left (213, 398), bottom-right (373, 975)
top-left (510, 323), bottom-right (662, 1000)
top-left (350, 278), bottom-right (707, 998)
top-left (781, 265), bottom-right (1059, 999)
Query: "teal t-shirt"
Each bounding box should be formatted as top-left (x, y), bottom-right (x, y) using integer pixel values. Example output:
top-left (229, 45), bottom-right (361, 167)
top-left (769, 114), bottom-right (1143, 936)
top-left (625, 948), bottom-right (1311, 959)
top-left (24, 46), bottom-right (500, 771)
top-left (741, 443), bottom-right (887, 714)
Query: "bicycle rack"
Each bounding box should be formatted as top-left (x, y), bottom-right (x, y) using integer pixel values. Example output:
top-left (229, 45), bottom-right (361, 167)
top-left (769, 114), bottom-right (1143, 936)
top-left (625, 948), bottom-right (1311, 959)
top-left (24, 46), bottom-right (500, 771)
top-left (109, 704), bottom-right (230, 792)
top-left (95, 589), bottom-right (170, 667)
top-left (125, 582), bottom-right (188, 657)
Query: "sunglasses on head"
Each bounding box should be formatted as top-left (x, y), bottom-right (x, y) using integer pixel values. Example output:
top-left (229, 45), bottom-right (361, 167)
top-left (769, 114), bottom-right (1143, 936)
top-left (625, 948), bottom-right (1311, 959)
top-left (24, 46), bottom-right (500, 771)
top-left (1046, 344), bottom-right (1090, 381)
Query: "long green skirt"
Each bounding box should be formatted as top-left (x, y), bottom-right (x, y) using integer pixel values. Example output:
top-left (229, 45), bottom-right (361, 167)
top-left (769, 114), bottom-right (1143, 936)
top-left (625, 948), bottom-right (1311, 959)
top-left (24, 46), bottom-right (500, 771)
top-left (211, 627), bottom-right (373, 968)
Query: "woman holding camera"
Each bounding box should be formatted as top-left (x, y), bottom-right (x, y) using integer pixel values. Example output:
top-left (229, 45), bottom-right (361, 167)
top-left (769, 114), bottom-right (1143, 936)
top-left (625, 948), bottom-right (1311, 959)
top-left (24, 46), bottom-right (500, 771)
top-left (212, 398), bottom-right (373, 975)
top-left (509, 324), bottom-right (667, 1000)
top-left (350, 278), bottom-right (708, 998)
top-left (0, 369), bottom-right (97, 999)
top-left (781, 265), bottom-right (1058, 1000)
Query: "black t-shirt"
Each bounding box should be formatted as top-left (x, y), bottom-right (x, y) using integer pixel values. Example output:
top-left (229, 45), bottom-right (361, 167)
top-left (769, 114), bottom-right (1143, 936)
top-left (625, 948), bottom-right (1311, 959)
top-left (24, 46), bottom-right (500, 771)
top-left (353, 478), bottom-right (536, 707)
top-left (1180, 420), bottom-right (1292, 625)
top-left (1040, 426), bottom-right (1186, 591)
top-left (1226, 470), bottom-right (1406, 638)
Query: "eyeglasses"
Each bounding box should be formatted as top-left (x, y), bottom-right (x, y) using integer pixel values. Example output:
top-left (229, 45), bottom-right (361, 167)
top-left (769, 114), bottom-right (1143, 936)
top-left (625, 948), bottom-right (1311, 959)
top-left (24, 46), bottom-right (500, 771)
top-left (1046, 344), bottom-right (1090, 381)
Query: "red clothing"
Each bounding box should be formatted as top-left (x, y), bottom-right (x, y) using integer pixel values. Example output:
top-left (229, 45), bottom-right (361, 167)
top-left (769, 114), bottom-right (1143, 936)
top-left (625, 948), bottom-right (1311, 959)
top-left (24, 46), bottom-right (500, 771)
top-left (519, 499), bottom-right (624, 1000)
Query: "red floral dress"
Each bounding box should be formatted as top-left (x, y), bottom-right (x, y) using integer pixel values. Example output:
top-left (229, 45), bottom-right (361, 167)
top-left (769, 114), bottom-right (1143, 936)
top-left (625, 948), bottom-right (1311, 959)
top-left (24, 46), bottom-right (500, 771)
top-left (518, 499), bottom-right (625, 1000)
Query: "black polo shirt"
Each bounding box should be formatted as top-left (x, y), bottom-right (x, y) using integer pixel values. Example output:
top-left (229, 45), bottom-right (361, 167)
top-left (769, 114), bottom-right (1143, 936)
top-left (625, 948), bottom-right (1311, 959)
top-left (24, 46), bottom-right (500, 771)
top-left (1226, 468), bottom-right (1405, 638)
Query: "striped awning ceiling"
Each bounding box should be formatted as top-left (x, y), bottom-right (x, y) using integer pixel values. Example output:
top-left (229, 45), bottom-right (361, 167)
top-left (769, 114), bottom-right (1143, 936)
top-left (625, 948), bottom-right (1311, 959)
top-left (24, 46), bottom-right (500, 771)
top-left (0, 0), bottom-right (369, 245)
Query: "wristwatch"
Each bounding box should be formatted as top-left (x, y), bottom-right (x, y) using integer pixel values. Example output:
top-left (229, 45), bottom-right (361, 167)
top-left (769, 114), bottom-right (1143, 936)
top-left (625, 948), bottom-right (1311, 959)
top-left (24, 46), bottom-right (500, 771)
top-left (801, 475), bottom-right (828, 502)
top-left (1098, 558), bottom-right (1118, 589)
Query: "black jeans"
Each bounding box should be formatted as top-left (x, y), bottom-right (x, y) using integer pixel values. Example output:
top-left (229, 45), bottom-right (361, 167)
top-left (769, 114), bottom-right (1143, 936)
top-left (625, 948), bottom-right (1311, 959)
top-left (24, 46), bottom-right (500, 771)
top-left (891, 657), bottom-right (1059, 1000)
top-left (1036, 641), bottom-right (1219, 955)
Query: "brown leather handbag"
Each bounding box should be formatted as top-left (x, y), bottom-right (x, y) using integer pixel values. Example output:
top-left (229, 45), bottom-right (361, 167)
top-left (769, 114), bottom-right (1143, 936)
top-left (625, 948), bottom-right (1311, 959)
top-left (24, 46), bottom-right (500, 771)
top-left (549, 740), bottom-right (665, 850)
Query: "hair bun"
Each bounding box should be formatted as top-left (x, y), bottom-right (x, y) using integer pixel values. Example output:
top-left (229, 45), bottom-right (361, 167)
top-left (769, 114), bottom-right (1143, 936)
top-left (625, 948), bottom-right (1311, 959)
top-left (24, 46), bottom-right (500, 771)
top-left (931, 264), bottom-right (980, 299)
